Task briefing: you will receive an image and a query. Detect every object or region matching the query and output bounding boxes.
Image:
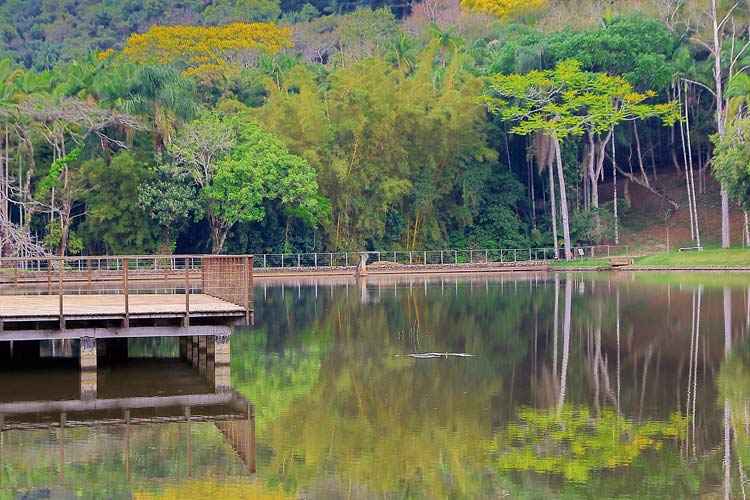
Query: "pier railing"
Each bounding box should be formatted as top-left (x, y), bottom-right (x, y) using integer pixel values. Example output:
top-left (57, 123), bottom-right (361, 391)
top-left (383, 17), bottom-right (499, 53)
top-left (0, 255), bottom-right (253, 329)
top-left (252, 245), bottom-right (629, 269)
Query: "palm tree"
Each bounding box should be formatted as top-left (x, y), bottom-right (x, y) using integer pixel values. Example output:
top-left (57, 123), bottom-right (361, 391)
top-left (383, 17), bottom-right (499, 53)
top-left (427, 23), bottom-right (463, 67)
top-left (119, 65), bottom-right (197, 156)
top-left (387, 33), bottom-right (418, 74)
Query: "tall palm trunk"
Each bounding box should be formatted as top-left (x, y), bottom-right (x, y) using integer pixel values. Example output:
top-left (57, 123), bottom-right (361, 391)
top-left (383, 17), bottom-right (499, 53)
top-left (548, 156), bottom-right (559, 259)
top-left (553, 135), bottom-right (572, 260)
top-left (711, 0), bottom-right (731, 248)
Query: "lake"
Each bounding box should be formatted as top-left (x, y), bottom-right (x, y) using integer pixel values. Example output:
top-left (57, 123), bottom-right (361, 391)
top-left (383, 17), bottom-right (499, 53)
top-left (1, 271), bottom-right (749, 499)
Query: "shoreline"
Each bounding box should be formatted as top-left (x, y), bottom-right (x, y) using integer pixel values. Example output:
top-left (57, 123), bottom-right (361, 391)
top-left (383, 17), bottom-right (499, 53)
top-left (254, 262), bottom-right (750, 278)
top-left (253, 262), bottom-right (548, 278)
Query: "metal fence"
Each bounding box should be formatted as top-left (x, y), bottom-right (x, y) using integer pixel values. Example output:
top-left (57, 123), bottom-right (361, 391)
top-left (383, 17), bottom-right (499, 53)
top-left (253, 245), bottom-right (629, 269)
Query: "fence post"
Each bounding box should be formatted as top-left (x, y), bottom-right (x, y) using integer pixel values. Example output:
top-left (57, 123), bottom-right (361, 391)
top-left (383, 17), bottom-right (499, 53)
top-left (409, 252), bottom-right (412, 265)
top-left (440, 251), bottom-right (444, 265)
top-left (245, 256), bottom-right (252, 324)
top-left (607, 245), bottom-right (610, 257)
top-left (454, 251), bottom-right (457, 264)
top-left (514, 249), bottom-right (517, 261)
top-left (184, 257), bottom-right (190, 327)
top-left (123, 258), bottom-right (129, 328)
top-left (297, 254), bottom-right (301, 267)
top-left (58, 258), bottom-right (65, 331)
top-left (263, 254), bottom-right (267, 268)
top-left (314, 253), bottom-right (318, 267)
top-left (281, 254), bottom-right (284, 268)
top-left (345, 253), bottom-right (349, 267)
top-left (470, 250), bottom-right (473, 264)
top-left (424, 251), bottom-right (427, 265)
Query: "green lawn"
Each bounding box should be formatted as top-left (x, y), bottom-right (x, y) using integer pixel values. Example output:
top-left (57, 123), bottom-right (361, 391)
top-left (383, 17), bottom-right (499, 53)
top-left (634, 248), bottom-right (750, 267)
top-left (549, 259), bottom-right (612, 269)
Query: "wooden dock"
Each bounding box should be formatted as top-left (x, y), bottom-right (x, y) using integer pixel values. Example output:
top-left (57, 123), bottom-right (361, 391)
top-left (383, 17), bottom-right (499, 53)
top-left (0, 294), bottom-right (244, 323)
top-left (0, 254), bottom-right (253, 337)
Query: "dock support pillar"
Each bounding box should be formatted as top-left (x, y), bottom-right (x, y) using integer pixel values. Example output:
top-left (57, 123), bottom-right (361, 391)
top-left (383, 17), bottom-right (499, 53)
top-left (206, 336), bottom-right (215, 382)
top-left (198, 336), bottom-right (207, 374)
top-left (80, 337), bottom-right (97, 401)
top-left (214, 333), bottom-right (231, 393)
top-left (179, 337), bottom-right (188, 361)
top-left (191, 336), bottom-right (199, 368)
top-left (0, 342), bottom-right (10, 365)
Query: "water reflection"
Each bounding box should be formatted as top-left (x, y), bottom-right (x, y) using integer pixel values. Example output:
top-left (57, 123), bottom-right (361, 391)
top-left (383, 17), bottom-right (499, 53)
top-left (246, 272), bottom-right (750, 498)
top-left (2, 272), bottom-right (750, 498)
top-left (0, 336), bottom-right (256, 499)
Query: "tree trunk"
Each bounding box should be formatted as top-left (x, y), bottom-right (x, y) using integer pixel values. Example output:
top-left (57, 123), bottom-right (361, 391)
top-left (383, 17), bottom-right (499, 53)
top-left (161, 225), bottom-right (171, 255)
top-left (209, 214), bottom-right (230, 254)
top-left (553, 136), bottom-right (572, 261)
top-left (685, 86), bottom-right (701, 248)
top-left (588, 132), bottom-right (601, 236)
top-left (612, 129), bottom-right (619, 244)
top-left (548, 155), bottom-right (559, 259)
top-left (632, 121), bottom-right (649, 187)
top-left (679, 84), bottom-right (696, 241)
top-left (711, 0), bottom-right (731, 248)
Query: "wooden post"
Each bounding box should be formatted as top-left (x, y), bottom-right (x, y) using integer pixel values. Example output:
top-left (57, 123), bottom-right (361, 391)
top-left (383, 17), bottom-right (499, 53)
top-left (244, 256), bottom-right (251, 324)
top-left (125, 410), bottom-right (131, 482)
top-left (123, 258), bottom-right (129, 328)
top-left (12, 259), bottom-right (17, 288)
top-left (58, 258), bottom-right (65, 331)
top-left (184, 257), bottom-right (190, 327)
top-left (248, 403), bottom-right (256, 473)
top-left (87, 257), bottom-right (92, 290)
top-left (47, 259), bottom-right (51, 292)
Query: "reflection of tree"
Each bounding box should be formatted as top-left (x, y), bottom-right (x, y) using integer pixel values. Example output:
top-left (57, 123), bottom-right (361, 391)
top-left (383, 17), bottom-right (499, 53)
top-left (493, 405), bottom-right (687, 483)
top-left (231, 329), bottom-right (328, 432)
top-left (718, 338), bottom-right (750, 496)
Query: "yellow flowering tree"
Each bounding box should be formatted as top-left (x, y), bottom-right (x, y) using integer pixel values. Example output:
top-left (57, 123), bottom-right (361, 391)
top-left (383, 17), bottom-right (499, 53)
top-left (460, 0), bottom-right (547, 18)
top-left (122, 23), bottom-right (293, 78)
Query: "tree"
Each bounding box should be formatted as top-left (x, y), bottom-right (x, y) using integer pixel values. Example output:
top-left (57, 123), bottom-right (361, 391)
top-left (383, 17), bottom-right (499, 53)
top-left (460, 0), bottom-right (547, 19)
top-left (138, 172), bottom-right (203, 254)
top-left (117, 65), bottom-right (197, 155)
top-left (711, 117), bottom-right (750, 217)
top-left (170, 112), bottom-right (324, 253)
top-left (121, 23), bottom-right (294, 79)
top-left (485, 60), bottom-right (677, 257)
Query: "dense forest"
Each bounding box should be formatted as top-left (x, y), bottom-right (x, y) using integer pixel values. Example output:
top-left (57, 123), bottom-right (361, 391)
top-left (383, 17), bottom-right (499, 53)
top-left (0, 0), bottom-right (748, 258)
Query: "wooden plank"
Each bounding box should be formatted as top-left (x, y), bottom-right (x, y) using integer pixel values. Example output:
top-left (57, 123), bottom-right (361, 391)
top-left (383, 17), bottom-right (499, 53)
top-left (0, 294), bottom-right (244, 320)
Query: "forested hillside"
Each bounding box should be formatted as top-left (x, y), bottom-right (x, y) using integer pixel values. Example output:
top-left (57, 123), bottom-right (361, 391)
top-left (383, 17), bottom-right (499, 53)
top-left (0, 0), bottom-right (747, 258)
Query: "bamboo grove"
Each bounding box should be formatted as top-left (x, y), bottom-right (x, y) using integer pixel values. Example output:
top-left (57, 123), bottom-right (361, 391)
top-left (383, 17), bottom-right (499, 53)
top-left (0, 0), bottom-right (749, 257)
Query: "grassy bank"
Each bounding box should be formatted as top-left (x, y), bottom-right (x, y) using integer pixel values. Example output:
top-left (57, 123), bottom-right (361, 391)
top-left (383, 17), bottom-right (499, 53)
top-left (633, 248), bottom-right (750, 267)
top-left (549, 259), bottom-right (611, 269)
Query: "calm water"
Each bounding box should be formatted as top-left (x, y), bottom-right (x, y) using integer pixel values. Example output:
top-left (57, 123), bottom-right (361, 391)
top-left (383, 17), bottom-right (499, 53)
top-left (2, 272), bottom-right (750, 499)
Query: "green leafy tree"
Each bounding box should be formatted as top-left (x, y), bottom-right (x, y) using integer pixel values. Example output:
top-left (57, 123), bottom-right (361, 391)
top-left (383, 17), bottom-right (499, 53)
top-left (138, 172), bottom-right (203, 254)
top-left (170, 112), bottom-right (324, 253)
top-left (711, 117), bottom-right (750, 213)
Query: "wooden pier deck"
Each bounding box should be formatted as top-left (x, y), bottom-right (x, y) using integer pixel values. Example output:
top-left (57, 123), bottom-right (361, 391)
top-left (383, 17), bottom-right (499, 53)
top-left (0, 294), bottom-right (245, 321)
top-left (0, 254), bottom-right (253, 336)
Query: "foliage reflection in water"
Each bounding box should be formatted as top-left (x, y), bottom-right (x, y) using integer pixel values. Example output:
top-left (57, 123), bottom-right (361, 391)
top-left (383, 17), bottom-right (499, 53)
top-left (1, 272), bottom-right (750, 499)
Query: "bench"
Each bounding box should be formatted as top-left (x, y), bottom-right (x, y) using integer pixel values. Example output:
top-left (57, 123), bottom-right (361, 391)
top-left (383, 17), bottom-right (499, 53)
top-left (609, 257), bottom-right (634, 267)
top-left (678, 246), bottom-right (703, 252)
